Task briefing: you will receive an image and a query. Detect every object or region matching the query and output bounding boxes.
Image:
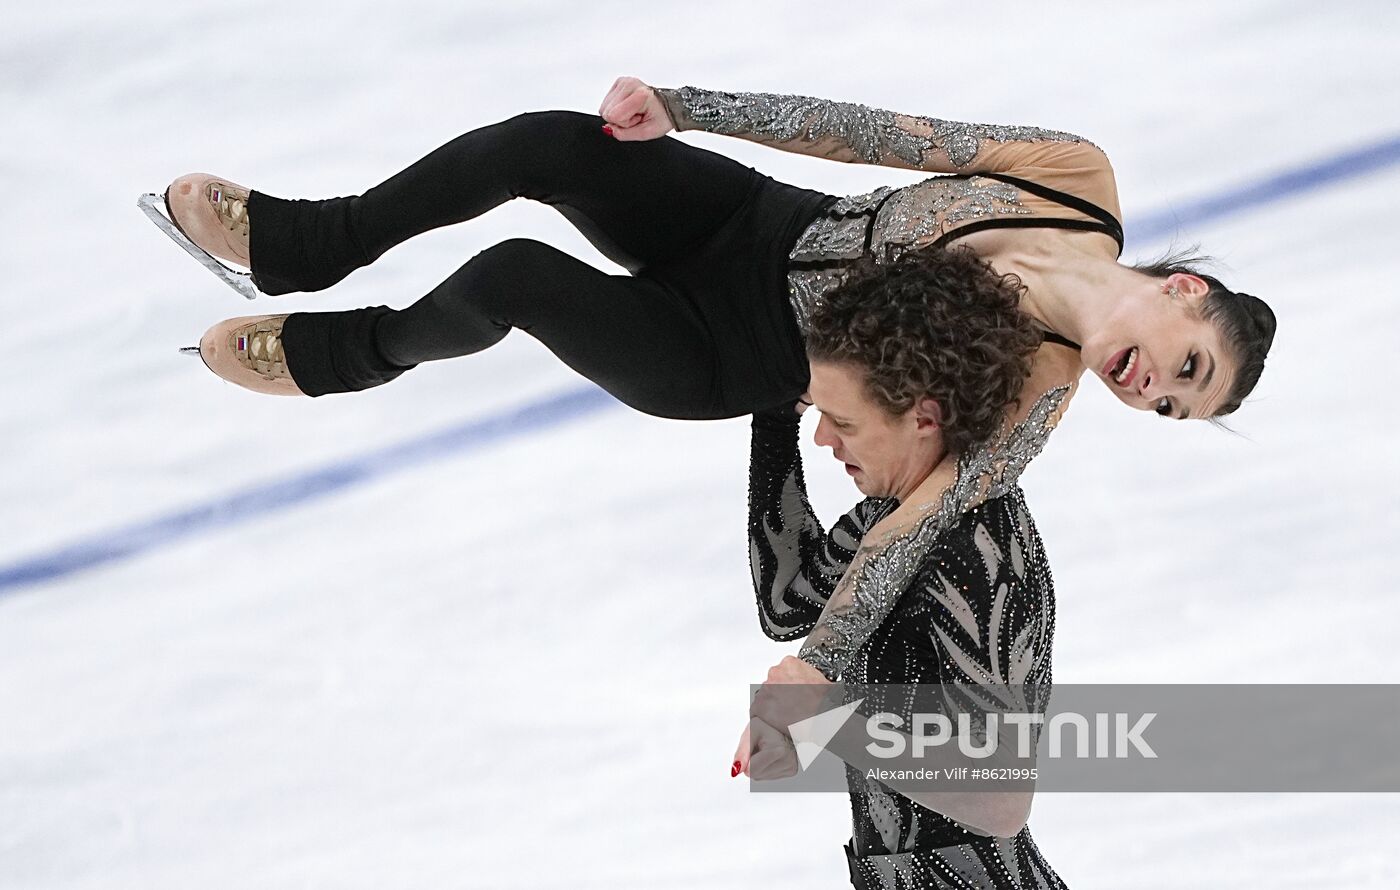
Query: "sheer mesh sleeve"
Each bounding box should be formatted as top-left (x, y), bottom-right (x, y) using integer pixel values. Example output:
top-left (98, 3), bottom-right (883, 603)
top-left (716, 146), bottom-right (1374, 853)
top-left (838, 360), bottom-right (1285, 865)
top-left (797, 348), bottom-right (1081, 680)
top-left (655, 84), bottom-right (1112, 190)
top-left (748, 408), bottom-right (897, 641)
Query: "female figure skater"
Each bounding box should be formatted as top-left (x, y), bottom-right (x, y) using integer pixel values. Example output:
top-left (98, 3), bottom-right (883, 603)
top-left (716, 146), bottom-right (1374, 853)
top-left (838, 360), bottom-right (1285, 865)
top-left (739, 248), bottom-right (1064, 888)
top-left (155, 77), bottom-right (1274, 680)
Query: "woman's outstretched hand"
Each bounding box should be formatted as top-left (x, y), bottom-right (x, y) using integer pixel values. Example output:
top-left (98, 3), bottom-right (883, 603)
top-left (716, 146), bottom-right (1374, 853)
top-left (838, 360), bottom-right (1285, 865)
top-left (598, 76), bottom-right (673, 141)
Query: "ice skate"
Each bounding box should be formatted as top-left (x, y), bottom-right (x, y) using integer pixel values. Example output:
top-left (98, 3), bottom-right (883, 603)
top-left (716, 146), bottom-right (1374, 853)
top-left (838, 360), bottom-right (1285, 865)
top-left (185, 315), bottom-right (305, 396)
top-left (138, 173), bottom-right (260, 300)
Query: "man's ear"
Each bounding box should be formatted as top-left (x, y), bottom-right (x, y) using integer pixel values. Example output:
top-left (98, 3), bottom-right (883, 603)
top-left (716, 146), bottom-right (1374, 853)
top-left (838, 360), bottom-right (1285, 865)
top-left (914, 397), bottom-right (943, 432)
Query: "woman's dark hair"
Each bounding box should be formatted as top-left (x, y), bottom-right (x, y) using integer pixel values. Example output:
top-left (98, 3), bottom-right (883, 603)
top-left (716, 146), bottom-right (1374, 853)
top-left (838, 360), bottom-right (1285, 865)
top-left (1133, 247), bottom-right (1276, 418)
top-left (805, 246), bottom-right (1041, 455)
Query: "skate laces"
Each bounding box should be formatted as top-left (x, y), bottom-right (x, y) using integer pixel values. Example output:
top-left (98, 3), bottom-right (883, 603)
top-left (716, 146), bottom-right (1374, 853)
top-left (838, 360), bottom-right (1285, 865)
top-left (207, 183), bottom-right (250, 239)
top-left (236, 321), bottom-right (288, 376)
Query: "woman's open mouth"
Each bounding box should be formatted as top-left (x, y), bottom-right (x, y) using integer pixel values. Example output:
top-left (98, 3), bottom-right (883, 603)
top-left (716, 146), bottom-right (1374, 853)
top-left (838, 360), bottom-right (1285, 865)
top-left (1103, 346), bottom-right (1140, 388)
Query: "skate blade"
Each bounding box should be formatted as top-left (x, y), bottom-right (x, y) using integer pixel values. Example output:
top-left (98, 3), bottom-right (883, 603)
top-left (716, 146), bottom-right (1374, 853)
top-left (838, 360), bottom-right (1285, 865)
top-left (178, 344), bottom-right (218, 378)
top-left (138, 192), bottom-right (259, 300)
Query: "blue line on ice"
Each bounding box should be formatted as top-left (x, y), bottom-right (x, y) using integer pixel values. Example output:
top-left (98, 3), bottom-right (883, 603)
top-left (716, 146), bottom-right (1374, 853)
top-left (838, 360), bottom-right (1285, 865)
top-left (3, 132), bottom-right (1399, 595)
top-left (1123, 132), bottom-right (1400, 248)
top-left (0, 386), bottom-right (616, 593)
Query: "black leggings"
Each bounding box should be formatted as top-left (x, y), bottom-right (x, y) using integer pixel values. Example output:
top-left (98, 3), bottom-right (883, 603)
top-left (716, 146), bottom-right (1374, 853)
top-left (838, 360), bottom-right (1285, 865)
top-left (247, 111), bottom-right (834, 419)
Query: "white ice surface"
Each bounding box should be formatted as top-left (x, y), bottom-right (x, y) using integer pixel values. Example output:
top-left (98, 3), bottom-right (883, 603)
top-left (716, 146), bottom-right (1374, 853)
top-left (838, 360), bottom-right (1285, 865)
top-left (2, 1), bottom-right (1399, 887)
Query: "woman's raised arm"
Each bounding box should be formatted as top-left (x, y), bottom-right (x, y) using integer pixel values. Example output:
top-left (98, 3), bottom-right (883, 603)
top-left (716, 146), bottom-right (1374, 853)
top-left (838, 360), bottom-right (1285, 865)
top-left (600, 77), bottom-right (1117, 202)
top-left (657, 84), bottom-right (1101, 177)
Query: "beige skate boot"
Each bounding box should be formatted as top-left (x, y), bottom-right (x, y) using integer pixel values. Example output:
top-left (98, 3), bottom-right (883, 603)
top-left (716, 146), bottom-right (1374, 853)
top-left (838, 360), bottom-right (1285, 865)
top-left (165, 173), bottom-right (252, 268)
top-left (192, 315), bottom-right (305, 396)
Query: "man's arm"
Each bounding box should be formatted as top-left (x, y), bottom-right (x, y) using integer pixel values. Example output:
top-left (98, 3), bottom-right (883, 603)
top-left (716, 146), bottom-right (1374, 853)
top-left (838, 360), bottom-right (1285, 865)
top-left (748, 406), bottom-right (895, 641)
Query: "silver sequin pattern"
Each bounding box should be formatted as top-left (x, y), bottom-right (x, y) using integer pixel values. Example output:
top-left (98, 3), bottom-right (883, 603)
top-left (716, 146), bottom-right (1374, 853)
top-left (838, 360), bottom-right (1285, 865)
top-left (786, 185), bottom-right (896, 265)
top-left (784, 269), bottom-right (843, 333)
top-left (871, 177), bottom-right (1032, 260)
top-left (838, 489), bottom-right (1062, 886)
top-left (669, 85), bottom-right (1090, 168)
top-left (799, 385), bottom-right (1071, 681)
top-left (786, 214), bottom-right (870, 263)
top-left (785, 178), bottom-right (1031, 332)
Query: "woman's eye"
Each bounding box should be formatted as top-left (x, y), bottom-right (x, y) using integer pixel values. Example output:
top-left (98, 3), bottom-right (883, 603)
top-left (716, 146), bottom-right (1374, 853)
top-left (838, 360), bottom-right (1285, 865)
top-left (1178, 352), bottom-right (1198, 379)
top-left (1155, 397), bottom-right (1172, 416)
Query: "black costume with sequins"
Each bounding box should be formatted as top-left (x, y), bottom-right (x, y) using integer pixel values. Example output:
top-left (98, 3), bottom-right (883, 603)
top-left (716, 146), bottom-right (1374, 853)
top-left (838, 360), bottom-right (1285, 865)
top-left (748, 409), bottom-right (1066, 890)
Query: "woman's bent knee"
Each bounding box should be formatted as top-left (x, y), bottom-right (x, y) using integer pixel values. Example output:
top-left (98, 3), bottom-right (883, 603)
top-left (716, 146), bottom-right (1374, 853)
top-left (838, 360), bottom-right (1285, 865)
top-left (499, 109), bottom-right (600, 142)
top-left (445, 238), bottom-right (573, 322)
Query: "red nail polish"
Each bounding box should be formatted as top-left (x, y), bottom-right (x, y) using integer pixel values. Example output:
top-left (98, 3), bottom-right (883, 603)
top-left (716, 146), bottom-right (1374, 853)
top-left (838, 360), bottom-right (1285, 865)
top-left (731, 760), bottom-right (742, 778)
top-left (601, 125), bottom-right (614, 137)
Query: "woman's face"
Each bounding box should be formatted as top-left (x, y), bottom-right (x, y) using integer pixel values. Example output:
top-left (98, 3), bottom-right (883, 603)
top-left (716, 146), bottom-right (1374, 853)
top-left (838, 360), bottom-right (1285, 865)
top-left (1079, 274), bottom-right (1237, 420)
top-left (808, 360), bottom-right (945, 500)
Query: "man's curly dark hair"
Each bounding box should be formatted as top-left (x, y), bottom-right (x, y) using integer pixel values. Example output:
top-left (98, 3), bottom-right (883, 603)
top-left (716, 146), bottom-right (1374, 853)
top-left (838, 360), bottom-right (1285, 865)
top-left (805, 247), bottom-right (1042, 456)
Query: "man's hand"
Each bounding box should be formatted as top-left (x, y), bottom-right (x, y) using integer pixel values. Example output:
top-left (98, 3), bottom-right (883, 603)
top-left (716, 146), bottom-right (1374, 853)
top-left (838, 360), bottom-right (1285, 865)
top-left (598, 76), bottom-right (674, 141)
top-left (750, 655), bottom-right (833, 734)
top-left (732, 717), bottom-right (799, 780)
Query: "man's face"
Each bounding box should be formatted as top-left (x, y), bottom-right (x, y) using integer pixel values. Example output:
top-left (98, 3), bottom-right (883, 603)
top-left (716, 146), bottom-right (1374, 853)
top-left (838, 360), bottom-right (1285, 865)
top-left (807, 360), bottom-right (946, 500)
